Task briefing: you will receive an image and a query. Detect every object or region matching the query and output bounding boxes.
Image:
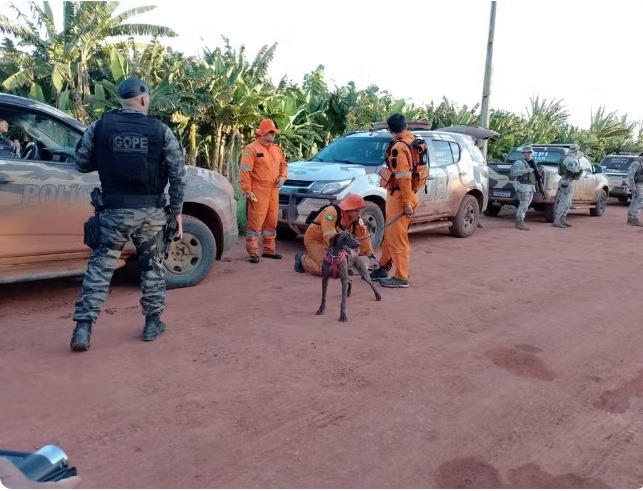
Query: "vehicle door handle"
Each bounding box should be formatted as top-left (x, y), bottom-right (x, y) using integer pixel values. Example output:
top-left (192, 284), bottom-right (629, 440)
top-left (459, 172), bottom-right (467, 176)
top-left (428, 176), bottom-right (437, 180)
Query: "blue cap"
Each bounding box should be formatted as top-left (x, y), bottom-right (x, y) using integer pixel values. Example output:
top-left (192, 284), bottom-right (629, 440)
top-left (118, 77), bottom-right (149, 99)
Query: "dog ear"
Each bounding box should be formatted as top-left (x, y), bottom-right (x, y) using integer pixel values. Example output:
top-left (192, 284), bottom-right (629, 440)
top-left (329, 233), bottom-right (339, 248)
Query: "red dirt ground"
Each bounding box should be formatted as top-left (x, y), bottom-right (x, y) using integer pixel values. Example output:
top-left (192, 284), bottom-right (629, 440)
top-left (1, 200), bottom-right (642, 488)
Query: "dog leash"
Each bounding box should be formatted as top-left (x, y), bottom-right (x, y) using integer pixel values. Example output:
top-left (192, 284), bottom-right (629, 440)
top-left (382, 212), bottom-right (406, 230)
top-left (367, 212), bottom-right (406, 238)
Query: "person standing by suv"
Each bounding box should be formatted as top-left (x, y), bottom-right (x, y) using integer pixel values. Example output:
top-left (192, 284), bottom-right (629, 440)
top-left (626, 152), bottom-right (643, 226)
top-left (510, 144), bottom-right (537, 230)
top-left (69, 77), bottom-right (187, 352)
top-left (370, 114), bottom-right (419, 288)
top-left (553, 143), bottom-right (582, 228)
top-left (240, 119), bottom-right (288, 263)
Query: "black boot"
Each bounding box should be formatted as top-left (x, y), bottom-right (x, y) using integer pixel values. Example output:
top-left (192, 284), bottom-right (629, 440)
top-left (142, 314), bottom-right (166, 342)
top-left (70, 321), bottom-right (92, 352)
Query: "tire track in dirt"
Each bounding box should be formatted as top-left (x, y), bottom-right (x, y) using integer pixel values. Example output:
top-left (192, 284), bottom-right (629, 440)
top-left (435, 457), bottom-right (609, 488)
top-left (485, 347), bottom-right (557, 381)
top-left (594, 369), bottom-right (643, 414)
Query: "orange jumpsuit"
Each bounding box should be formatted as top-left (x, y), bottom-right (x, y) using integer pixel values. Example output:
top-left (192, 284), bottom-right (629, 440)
top-left (379, 130), bottom-right (419, 280)
top-left (302, 205), bottom-right (374, 276)
top-left (240, 139), bottom-right (288, 256)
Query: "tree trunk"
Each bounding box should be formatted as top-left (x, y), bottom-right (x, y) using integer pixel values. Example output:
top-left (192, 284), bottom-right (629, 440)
top-left (188, 119), bottom-right (197, 165)
top-left (223, 126), bottom-right (238, 179)
top-left (209, 123), bottom-right (220, 171)
top-left (74, 60), bottom-right (90, 124)
top-left (218, 124), bottom-right (229, 175)
top-left (227, 128), bottom-right (243, 186)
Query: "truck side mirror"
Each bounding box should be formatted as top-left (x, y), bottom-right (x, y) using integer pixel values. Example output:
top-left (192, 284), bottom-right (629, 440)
top-left (594, 166), bottom-right (603, 174)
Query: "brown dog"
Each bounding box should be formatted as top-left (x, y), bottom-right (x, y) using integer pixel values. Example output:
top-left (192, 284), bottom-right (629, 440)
top-left (316, 231), bottom-right (382, 322)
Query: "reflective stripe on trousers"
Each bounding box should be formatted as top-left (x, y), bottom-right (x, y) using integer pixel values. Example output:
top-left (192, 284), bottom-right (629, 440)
top-left (246, 185), bottom-right (279, 256)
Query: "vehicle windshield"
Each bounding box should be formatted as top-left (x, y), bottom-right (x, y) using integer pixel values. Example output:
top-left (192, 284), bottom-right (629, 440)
top-left (506, 148), bottom-right (565, 164)
top-left (310, 137), bottom-right (391, 166)
top-left (10, 112), bottom-right (81, 150)
top-left (599, 156), bottom-right (637, 171)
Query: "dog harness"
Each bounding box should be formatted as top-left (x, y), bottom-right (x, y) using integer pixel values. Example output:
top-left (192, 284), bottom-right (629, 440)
top-left (323, 249), bottom-right (349, 280)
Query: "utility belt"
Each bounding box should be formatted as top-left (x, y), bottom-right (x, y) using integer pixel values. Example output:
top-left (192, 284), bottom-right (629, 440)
top-left (83, 189), bottom-right (168, 251)
top-left (517, 175), bottom-right (533, 184)
top-left (102, 194), bottom-right (166, 209)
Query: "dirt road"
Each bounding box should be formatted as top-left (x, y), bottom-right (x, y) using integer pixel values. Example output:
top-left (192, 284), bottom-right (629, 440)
top-left (2, 201), bottom-right (642, 488)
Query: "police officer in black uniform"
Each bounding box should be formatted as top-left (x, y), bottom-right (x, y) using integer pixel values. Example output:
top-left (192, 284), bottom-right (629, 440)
top-left (70, 77), bottom-right (187, 352)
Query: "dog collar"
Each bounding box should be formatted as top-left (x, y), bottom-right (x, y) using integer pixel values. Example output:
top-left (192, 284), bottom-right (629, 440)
top-left (323, 249), bottom-right (348, 280)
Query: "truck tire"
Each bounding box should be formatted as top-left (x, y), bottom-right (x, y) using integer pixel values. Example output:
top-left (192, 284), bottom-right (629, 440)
top-left (362, 202), bottom-right (385, 250)
top-left (544, 203), bottom-right (556, 223)
top-left (449, 195), bottom-right (479, 238)
top-left (483, 203), bottom-right (502, 217)
top-left (164, 215), bottom-right (217, 289)
top-left (590, 189), bottom-right (608, 217)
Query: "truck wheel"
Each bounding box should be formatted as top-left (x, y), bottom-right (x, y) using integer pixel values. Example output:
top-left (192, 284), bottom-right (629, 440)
top-left (164, 215), bottom-right (217, 289)
top-left (590, 189), bottom-right (608, 217)
top-left (544, 203), bottom-right (556, 223)
top-left (449, 195), bottom-right (479, 238)
top-left (483, 203), bottom-right (502, 217)
top-left (362, 202), bottom-right (385, 250)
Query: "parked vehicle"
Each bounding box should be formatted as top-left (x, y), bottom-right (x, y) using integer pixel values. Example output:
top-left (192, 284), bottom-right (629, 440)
top-left (0, 93), bottom-right (238, 287)
top-left (598, 154), bottom-right (640, 203)
top-left (487, 144), bottom-right (609, 221)
top-left (278, 123), bottom-right (497, 248)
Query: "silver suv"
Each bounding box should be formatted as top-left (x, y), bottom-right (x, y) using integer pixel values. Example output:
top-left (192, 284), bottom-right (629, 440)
top-left (279, 124), bottom-right (496, 248)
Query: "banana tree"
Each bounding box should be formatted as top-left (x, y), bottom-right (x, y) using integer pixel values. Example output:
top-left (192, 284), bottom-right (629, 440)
top-left (0, 1), bottom-right (176, 122)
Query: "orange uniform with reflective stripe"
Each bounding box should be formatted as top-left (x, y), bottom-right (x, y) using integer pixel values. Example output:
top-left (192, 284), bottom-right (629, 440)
top-left (379, 130), bottom-right (419, 280)
top-left (302, 205), bottom-right (374, 276)
top-left (240, 138), bottom-right (288, 256)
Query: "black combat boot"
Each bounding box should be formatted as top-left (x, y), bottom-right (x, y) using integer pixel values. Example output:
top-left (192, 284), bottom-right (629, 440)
top-left (70, 321), bottom-right (92, 352)
top-left (142, 314), bottom-right (166, 342)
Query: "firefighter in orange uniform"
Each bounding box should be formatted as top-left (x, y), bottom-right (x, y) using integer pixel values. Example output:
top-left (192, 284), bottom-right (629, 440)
top-left (369, 114), bottom-right (419, 288)
top-left (294, 194), bottom-right (379, 276)
top-left (240, 119), bottom-right (288, 263)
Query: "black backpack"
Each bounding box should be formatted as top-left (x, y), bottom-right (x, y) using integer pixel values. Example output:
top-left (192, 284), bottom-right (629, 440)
top-left (305, 203), bottom-right (342, 226)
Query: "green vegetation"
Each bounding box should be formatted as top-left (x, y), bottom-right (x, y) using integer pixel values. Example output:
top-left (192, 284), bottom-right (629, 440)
top-left (2, 0), bottom-right (641, 186)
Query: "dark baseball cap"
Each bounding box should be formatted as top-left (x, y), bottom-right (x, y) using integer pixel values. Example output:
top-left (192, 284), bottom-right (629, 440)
top-left (118, 77), bottom-right (149, 99)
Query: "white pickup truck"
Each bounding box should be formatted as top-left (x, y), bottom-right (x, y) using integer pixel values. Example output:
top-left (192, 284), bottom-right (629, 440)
top-left (486, 144), bottom-right (610, 222)
top-left (278, 124), bottom-right (498, 248)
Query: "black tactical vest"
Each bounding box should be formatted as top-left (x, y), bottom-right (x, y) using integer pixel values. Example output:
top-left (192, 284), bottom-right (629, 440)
top-left (93, 110), bottom-right (166, 207)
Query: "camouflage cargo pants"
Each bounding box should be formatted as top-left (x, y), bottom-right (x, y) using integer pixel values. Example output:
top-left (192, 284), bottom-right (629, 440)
top-left (514, 183), bottom-right (535, 220)
top-left (628, 183), bottom-right (643, 218)
top-left (73, 208), bottom-right (167, 323)
top-left (554, 178), bottom-right (574, 220)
